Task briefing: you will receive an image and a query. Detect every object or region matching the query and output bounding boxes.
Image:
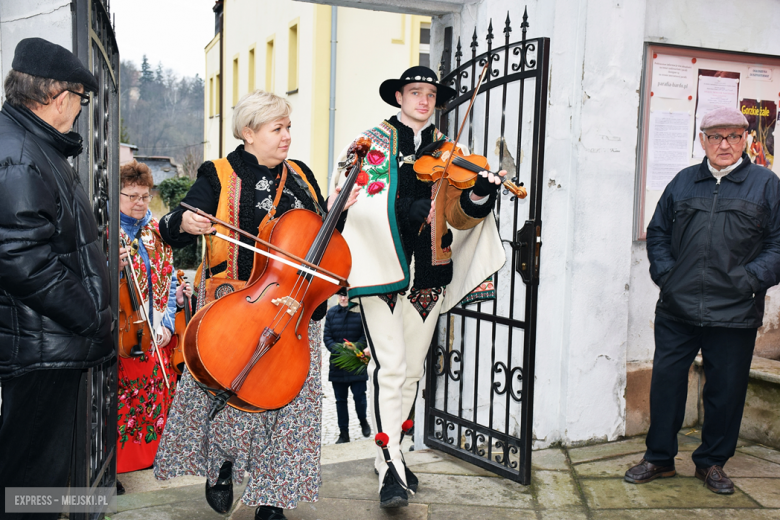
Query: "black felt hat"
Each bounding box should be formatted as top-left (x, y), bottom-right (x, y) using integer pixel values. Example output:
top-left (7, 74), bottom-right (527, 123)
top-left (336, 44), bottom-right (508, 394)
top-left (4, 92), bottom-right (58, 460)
top-left (379, 66), bottom-right (456, 109)
top-left (12, 37), bottom-right (98, 93)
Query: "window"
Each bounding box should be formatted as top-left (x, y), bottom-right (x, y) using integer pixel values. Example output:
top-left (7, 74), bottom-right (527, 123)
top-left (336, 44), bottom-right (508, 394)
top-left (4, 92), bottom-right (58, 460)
top-left (209, 76), bottom-right (214, 117)
top-left (248, 47), bottom-right (256, 92)
top-left (287, 23), bottom-right (298, 94)
top-left (215, 73), bottom-right (221, 115)
top-left (419, 23), bottom-right (430, 68)
top-left (232, 57), bottom-right (239, 106)
top-left (266, 39), bottom-right (274, 92)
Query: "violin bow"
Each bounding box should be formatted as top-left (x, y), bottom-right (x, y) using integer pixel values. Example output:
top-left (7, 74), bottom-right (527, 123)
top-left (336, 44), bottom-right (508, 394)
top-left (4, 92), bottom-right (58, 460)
top-left (122, 236), bottom-right (171, 389)
top-left (181, 202), bottom-right (349, 287)
top-left (420, 59), bottom-right (492, 234)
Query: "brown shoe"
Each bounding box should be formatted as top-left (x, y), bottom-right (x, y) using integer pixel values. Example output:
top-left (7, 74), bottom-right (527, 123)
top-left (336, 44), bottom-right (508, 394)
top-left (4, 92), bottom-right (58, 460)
top-left (624, 458), bottom-right (676, 483)
top-left (695, 465), bottom-right (734, 494)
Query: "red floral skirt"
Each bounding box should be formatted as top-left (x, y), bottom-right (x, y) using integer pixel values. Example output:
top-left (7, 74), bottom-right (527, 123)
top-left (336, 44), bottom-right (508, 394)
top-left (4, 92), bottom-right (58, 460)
top-left (117, 340), bottom-right (177, 473)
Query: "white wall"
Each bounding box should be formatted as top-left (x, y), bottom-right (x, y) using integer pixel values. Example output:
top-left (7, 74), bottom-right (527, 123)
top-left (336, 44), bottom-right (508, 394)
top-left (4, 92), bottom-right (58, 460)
top-left (427, 0), bottom-right (780, 447)
top-left (0, 0), bottom-right (74, 98)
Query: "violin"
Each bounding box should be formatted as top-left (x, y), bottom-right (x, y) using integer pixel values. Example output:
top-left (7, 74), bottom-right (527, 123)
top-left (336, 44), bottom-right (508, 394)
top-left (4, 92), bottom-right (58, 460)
top-left (118, 237), bottom-right (152, 358)
top-left (414, 60), bottom-right (527, 200)
top-left (170, 270), bottom-right (191, 375)
top-left (182, 138), bottom-right (371, 418)
top-left (414, 141), bottom-right (527, 198)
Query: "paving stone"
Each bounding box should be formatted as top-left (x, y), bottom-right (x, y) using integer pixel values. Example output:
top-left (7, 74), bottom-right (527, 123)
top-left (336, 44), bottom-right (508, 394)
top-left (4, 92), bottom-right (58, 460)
top-left (412, 472), bottom-right (534, 508)
top-left (533, 470), bottom-right (583, 509)
top-left (429, 504), bottom-right (536, 519)
top-left (230, 498), bottom-right (427, 520)
top-left (531, 448), bottom-right (569, 470)
top-left (724, 453), bottom-right (780, 477)
top-left (579, 477), bottom-right (757, 509)
top-left (111, 498), bottom-right (229, 519)
top-left (539, 509), bottom-right (589, 520)
top-left (320, 458), bottom-right (381, 500)
top-left (573, 452), bottom-right (696, 478)
top-left (406, 458), bottom-right (496, 478)
top-left (592, 509), bottom-right (780, 520)
top-left (117, 482), bottom-right (246, 513)
top-left (738, 444), bottom-right (780, 465)
top-left (118, 469), bottom-right (206, 494)
top-left (567, 437), bottom-right (648, 464)
top-left (732, 478), bottom-right (780, 508)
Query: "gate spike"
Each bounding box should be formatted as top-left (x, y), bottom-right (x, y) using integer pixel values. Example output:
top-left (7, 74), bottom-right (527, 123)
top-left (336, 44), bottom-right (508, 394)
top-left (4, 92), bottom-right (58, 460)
top-left (455, 37), bottom-right (462, 60)
top-left (486, 19), bottom-right (494, 44)
top-left (521, 6), bottom-right (529, 42)
top-left (470, 28), bottom-right (479, 52)
top-left (504, 12), bottom-right (512, 37)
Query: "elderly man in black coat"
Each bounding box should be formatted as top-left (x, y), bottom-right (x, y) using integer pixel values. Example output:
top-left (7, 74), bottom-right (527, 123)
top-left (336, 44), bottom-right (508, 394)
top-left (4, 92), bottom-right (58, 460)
top-left (323, 290), bottom-right (371, 443)
top-left (0, 38), bottom-right (113, 512)
top-left (625, 106), bottom-right (780, 495)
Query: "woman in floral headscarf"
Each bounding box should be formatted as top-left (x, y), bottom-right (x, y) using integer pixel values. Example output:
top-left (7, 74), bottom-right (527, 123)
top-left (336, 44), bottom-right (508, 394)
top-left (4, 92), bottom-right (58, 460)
top-left (116, 160), bottom-right (190, 485)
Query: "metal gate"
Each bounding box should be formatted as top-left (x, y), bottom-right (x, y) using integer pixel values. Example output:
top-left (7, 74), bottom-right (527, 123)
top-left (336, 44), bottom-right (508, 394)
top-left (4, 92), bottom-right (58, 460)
top-left (71, 0), bottom-right (120, 517)
top-left (423, 10), bottom-right (549, 485)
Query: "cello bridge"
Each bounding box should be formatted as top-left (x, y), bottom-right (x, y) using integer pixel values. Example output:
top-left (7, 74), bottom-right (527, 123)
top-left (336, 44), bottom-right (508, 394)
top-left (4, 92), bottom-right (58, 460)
top-left (271, 296), bottom-right (301, 316)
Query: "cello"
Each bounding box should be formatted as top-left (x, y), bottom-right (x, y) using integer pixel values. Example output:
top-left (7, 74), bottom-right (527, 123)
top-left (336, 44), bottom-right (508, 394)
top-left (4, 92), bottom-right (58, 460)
top-left (182, 138), bottom-right (370, 418)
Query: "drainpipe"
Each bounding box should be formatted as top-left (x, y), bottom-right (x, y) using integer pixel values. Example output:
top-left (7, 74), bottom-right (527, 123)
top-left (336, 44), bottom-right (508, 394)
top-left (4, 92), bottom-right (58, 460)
top-left (326, 6), bottom-right (337, 189)
top-left (218, 0), bottom-right (225, 157)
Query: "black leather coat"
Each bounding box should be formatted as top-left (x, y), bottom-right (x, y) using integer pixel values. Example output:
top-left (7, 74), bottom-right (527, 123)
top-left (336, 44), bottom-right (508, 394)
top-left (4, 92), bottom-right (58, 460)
top-left (0, 102), bottom-right (113, 380)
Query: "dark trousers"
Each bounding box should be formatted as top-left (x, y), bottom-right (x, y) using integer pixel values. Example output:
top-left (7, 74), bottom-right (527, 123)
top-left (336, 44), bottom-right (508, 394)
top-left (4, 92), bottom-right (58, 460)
top-left (0, 368), bottom-right (83, 520)
top-left (645, 315), bottom-right (756, 469)
top-left (332, 381), bottom-right (367, 431)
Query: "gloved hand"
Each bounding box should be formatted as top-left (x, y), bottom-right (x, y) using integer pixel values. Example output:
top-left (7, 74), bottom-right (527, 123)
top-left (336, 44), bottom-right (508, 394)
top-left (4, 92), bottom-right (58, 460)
top-left (408, 199), bottom-right (433, 227)
top-left (441, 229), bottom-right (453, 249)
top-left (472, 171), bottom-right (501, 197)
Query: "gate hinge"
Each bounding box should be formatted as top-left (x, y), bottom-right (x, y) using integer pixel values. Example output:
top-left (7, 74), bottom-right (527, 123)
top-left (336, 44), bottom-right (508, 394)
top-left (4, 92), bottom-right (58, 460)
top-left (515, 220), bottom-right (542, 285)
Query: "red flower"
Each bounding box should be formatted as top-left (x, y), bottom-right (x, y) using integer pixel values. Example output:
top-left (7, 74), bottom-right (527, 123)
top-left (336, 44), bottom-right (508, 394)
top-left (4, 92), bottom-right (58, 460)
top-left (127, 417), bottom-right (136, 430)
top-left (367, 181), bottom-right (386, 195)
top-left (357, 171), bottom-right (369, 186)
top-left (151, 273), bottom-right (158, 284)
top-left (155, 416), bottom-right (165, 434)
top-left (367, 150), bottom-right (385, 166)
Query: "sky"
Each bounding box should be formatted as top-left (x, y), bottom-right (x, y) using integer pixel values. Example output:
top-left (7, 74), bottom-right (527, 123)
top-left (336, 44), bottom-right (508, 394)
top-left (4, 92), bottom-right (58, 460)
top-left (111, 0), bottom-right (216, 79)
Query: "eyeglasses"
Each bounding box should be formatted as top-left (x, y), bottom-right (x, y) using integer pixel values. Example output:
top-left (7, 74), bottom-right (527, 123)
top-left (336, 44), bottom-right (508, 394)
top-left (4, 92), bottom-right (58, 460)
top-left (703, 133), bottom-right (744, 145)
top-left (120, 192), bottom-right (153, 203)
top-left (54, 89), bottom-right (90, 106)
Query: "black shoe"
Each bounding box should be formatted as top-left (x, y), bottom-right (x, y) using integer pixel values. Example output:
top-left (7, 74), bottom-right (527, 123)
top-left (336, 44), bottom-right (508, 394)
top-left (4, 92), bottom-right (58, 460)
top-left (404, 465), bottom-right (418, 493)
top-left (360, 418), bottom-right (371, 438)
top-left (116, 480), bottom-right (125, 496)
top-left (695, 465), bottom-right (735, 495)
top-left (335, 430), bottom-right (350, 444)
top-left (624, 458), bottom-right (676, 484)
top-left (205, 461), bottom-right (233, 513)
top-left (255, 505), bottom-right (286, 520)
top-left (379, 469), bottom-right (408, 508)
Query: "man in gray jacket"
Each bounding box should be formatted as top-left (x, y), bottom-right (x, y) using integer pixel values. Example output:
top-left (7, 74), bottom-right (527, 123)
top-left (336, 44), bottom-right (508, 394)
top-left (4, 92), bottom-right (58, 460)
top-left (0, 38), bottom-right (113, 511)
top-left (625, 107), bottom-right (780, 494)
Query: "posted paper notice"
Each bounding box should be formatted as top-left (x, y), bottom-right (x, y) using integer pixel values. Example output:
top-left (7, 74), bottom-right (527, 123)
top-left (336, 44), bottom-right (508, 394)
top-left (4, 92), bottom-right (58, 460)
top-left (648, 111), bottom-right (690, 191)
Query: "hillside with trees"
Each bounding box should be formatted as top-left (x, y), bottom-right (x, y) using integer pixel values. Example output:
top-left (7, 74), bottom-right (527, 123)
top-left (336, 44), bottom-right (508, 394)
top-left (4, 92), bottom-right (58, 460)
top-left (120, 56), bottom-right (204, 178)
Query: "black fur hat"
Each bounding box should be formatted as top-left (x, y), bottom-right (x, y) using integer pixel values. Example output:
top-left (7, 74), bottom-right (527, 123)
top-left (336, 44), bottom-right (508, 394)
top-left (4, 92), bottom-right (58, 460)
top-left (12, 37), bottom-right (98, 93)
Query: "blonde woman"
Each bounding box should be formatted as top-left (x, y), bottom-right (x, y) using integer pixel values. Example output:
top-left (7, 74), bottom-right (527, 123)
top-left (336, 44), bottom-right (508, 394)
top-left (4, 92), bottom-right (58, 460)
top-left (155, 90), bottom-right (356, 520)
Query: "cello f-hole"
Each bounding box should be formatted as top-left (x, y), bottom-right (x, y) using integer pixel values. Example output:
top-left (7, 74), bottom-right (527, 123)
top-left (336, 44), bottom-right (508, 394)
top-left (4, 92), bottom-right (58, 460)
top-left (246, 282), bottom-right (280, 304)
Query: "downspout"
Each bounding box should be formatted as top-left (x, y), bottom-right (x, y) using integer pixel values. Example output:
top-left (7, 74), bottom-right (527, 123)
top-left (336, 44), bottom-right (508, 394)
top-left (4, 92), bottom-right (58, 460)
top-left (219, 0), bottom-right (225, 157)
top-left (326, 6), bottom-right (337, 188)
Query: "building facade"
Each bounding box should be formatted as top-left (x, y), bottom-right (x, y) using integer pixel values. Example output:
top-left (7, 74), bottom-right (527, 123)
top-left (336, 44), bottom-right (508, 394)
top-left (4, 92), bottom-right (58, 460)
top-left (298, 0), bottom-right (780, 448)
top-left (205, 0), bottom-right (431, 190)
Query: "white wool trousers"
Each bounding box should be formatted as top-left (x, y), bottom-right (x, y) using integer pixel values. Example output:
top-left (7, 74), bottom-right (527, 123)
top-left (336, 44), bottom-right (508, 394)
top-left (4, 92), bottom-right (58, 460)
top-left (358, 286), bottom-right (444, 489)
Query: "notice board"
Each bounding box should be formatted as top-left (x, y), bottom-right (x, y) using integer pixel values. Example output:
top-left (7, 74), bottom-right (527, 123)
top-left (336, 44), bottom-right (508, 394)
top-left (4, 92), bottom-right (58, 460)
top-left (634, 44), bottom-right (780, 240)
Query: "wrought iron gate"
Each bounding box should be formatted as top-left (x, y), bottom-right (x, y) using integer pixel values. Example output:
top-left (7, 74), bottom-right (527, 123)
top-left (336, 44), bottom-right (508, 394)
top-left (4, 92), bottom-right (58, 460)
top-left (423, 10), bottom-right (549, 485)
top-left (71, 0), bottom-right (120, 517)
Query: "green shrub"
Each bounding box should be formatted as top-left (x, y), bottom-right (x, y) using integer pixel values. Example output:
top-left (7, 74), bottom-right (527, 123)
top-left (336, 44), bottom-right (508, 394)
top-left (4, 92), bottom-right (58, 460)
top-left (157, 177), bottom-right (201, 269)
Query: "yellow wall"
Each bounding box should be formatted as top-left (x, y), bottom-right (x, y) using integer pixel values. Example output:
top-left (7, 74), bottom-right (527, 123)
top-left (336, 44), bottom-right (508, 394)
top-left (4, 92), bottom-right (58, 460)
top-left (204, 1), bottom-right (430, 192)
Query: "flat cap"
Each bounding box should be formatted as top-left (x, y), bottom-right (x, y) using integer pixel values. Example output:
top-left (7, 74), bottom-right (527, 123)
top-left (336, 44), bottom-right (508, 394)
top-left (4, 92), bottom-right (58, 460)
top-left (12, 37), bottom-right (98, 93)
top-left (700, 106), bottom-right (748, 131)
